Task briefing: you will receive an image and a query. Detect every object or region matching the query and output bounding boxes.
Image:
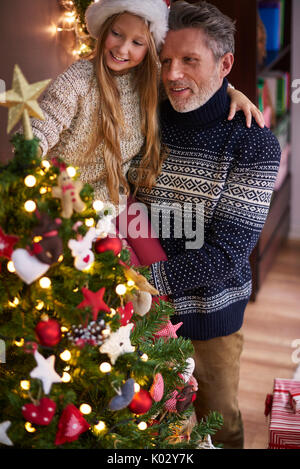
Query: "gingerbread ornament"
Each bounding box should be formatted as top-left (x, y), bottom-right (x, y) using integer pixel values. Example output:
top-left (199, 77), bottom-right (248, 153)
top-left (52, 169), bottom-right (85, 219)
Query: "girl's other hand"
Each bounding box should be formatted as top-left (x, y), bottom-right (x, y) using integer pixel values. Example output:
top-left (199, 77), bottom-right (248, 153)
top-left (227, 88), bottom-right (265, 129)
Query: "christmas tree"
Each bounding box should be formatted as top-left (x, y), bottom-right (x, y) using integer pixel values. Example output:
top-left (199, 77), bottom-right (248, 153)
top-left (0, 65), bottom-right (222, 449)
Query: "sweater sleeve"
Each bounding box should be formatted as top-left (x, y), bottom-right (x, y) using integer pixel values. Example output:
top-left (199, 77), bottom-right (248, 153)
top-left (149, 128), bottom-right (281, 296)
top-left (30, 60), bottom-right (93, 157)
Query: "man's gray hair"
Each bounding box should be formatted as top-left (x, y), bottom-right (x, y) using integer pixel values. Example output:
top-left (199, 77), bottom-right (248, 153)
top-left (169, 1), bottom-right (236, 61)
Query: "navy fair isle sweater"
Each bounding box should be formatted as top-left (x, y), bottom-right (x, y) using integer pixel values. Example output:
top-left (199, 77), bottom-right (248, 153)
top-left (128, 79), bottom-right (281, 340)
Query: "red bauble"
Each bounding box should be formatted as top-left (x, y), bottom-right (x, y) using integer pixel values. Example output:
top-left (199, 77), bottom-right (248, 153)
top-left (128, 389), bottom-right (153, 414)
top-left (22, 397), bottom-right (56, 426)
top-left (35, 315), bottom-right (61, 347)
top-left (94, 236), bottom-right (122, 256)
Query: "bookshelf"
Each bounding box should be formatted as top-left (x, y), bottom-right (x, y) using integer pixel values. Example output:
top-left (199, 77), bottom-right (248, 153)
top-left (176, 0), bottom-right (292, 300)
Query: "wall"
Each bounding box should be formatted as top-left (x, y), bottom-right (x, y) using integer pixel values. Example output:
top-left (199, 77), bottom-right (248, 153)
top-left (290, 0), bottom-right (300, 239)
top-left (0, 0), bottom-right (74, 163)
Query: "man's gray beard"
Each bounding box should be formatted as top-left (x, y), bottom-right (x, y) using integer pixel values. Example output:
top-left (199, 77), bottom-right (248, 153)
top-left (168, 75), bottom-right (220, 113)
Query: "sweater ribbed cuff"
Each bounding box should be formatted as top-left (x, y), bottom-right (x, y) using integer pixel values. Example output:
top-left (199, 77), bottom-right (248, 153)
top-left (150, 261), bottom-right (172, 296)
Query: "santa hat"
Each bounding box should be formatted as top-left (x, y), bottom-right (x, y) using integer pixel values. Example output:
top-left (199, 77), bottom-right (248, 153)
top-left (85, 0), bottom-right (169, 50)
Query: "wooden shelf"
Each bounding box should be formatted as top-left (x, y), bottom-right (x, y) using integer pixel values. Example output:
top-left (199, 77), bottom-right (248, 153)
top-left (259, 45), bottom-right (291, 73)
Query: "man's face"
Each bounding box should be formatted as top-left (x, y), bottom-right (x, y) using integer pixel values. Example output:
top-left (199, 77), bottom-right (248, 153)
top-left (160, 28), bottom-right (230, 113)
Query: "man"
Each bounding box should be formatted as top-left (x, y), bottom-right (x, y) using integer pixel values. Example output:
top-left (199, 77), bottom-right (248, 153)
top-left (128, 1), bottom-right (281, 449)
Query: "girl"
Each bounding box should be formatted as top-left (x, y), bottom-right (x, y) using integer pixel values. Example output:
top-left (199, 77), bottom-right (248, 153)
top-left (31, 0), bottom-right (263, 264)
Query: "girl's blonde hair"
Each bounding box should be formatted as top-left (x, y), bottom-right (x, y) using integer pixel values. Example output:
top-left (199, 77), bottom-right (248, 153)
top-left (87, 13), bottom-right (163, 205)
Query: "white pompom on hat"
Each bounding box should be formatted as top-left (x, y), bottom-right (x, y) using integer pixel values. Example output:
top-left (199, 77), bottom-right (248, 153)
top-left (85, 0), bottom-right (169, 50)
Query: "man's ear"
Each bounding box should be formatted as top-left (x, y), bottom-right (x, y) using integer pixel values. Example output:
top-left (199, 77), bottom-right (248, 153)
top-left (220, 53), bottom-right (234, 78)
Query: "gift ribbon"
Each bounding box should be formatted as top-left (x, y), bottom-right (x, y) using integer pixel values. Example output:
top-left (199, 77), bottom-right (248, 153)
top-left (264, 394), bottom-right (273, 417)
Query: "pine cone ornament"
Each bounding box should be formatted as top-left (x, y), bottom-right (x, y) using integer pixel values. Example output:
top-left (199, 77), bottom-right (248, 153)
top-left (67, 319), bottom-right (110, 347)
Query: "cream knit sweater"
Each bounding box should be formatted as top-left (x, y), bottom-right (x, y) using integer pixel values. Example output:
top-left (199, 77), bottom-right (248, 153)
top-left (31, 59), bottom-right (144, 206)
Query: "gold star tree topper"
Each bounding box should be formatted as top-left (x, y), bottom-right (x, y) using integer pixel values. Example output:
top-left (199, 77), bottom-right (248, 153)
top-left (0, 64), bottom-right (51, 140)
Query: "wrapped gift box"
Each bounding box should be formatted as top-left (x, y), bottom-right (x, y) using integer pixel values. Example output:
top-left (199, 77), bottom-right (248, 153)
top-left (266, 378), bottom-right (300, 449)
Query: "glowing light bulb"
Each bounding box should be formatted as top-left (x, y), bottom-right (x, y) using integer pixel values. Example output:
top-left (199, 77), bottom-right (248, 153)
top-left (93, 200), bottom-right (104, 211)
top-left (8, 297), bottom-right (19, 308)
top-left (99, 362), bottom-right (112, 373)
top-left (66, 166), bottom-right (76, 177)
top-left (141, 353), bottom-right (148, 362)
top-left (62, 372), bottom-right (71, 383)
top-left (24, 200), bottom-right (36, 212)
top-left (85, 218), bottom-right (94, 227)
top-left (58, 254), bottom-right (64, 262)
top-left (36, 300), bottom-right (44, 310)
top-left (41, 160), bottom-right (50, 170)
top-left (60, 350), bottom-right (71, 361)
top-left (57, 11), bottom-right (76, 32)
top-left (14, 338), bottom-right (24, 347)
top-left (24, 175), bottom-right (37, 187)
top-left (39, 277), bottom-right (51, 289)
top-left (110, 308), bottom-right (116, 317)
top-left (25, 422), bottom-right (36, 433)
top-left (127, 280), bottom-right (135, 287)
top-left (80, 404), bottom-right (92, 415)
top-left (61, 326), bottom-right (68, 333)
top-left (116, 284), bottom-right (126, 296)
top-left (134, 383), bottom-right (140, 393)
top-left (20, 380), bottom-right (30, 391)
top-left (94, 421), bottom-right (106, 432)
top-left (7, 261), bottom-right (15, 273)
top-left (79, 43), bottom-right (89, 53)
top-left (138, 421), bottom-right (147, 431)
top-left (39, 187), bottom-right (48, 195)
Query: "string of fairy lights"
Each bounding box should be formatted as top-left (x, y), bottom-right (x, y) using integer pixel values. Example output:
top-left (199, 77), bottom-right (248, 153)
top-left (56, 0), bottom-right (96, 58)
top-left (2, 158), bottom-right (152, 437)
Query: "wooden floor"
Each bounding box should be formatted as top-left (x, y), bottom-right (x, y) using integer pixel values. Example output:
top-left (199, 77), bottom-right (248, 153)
top-left (238, 239), bottom-right (300, 449)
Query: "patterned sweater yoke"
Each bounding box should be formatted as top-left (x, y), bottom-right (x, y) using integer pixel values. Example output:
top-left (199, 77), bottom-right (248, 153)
top-left (30, 59), bottom-right (144, 205)
top-left (128, 79), bottom-right (281, 340)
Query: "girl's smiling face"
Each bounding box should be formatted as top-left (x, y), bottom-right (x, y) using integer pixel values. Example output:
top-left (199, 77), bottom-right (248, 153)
top-left (104, 13), bottom-right (149, 73)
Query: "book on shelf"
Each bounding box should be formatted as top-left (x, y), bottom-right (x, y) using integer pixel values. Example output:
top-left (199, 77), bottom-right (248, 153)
top-left (257, 71), bottom-right (290, 127)
top-left (257, 76), bottom-right (290, 191)
top-left (259, 0), bottom-right (285, 52)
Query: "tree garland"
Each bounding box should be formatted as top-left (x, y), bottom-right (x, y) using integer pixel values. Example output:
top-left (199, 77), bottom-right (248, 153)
top-left (57, 0), bottom-right (95, 57)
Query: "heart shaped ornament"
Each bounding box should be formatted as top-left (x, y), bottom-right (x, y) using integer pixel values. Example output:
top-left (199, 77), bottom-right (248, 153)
top-left (150, 373), bottom-right (164, 402)
top-left (22, 397), bottom-right (56, 426)
top-left (129, 291), bottom-right (152, 317)
top-left (12, 249), bottom-right (50, 284)
top-left (109, 378), bottom-right (135, 411)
